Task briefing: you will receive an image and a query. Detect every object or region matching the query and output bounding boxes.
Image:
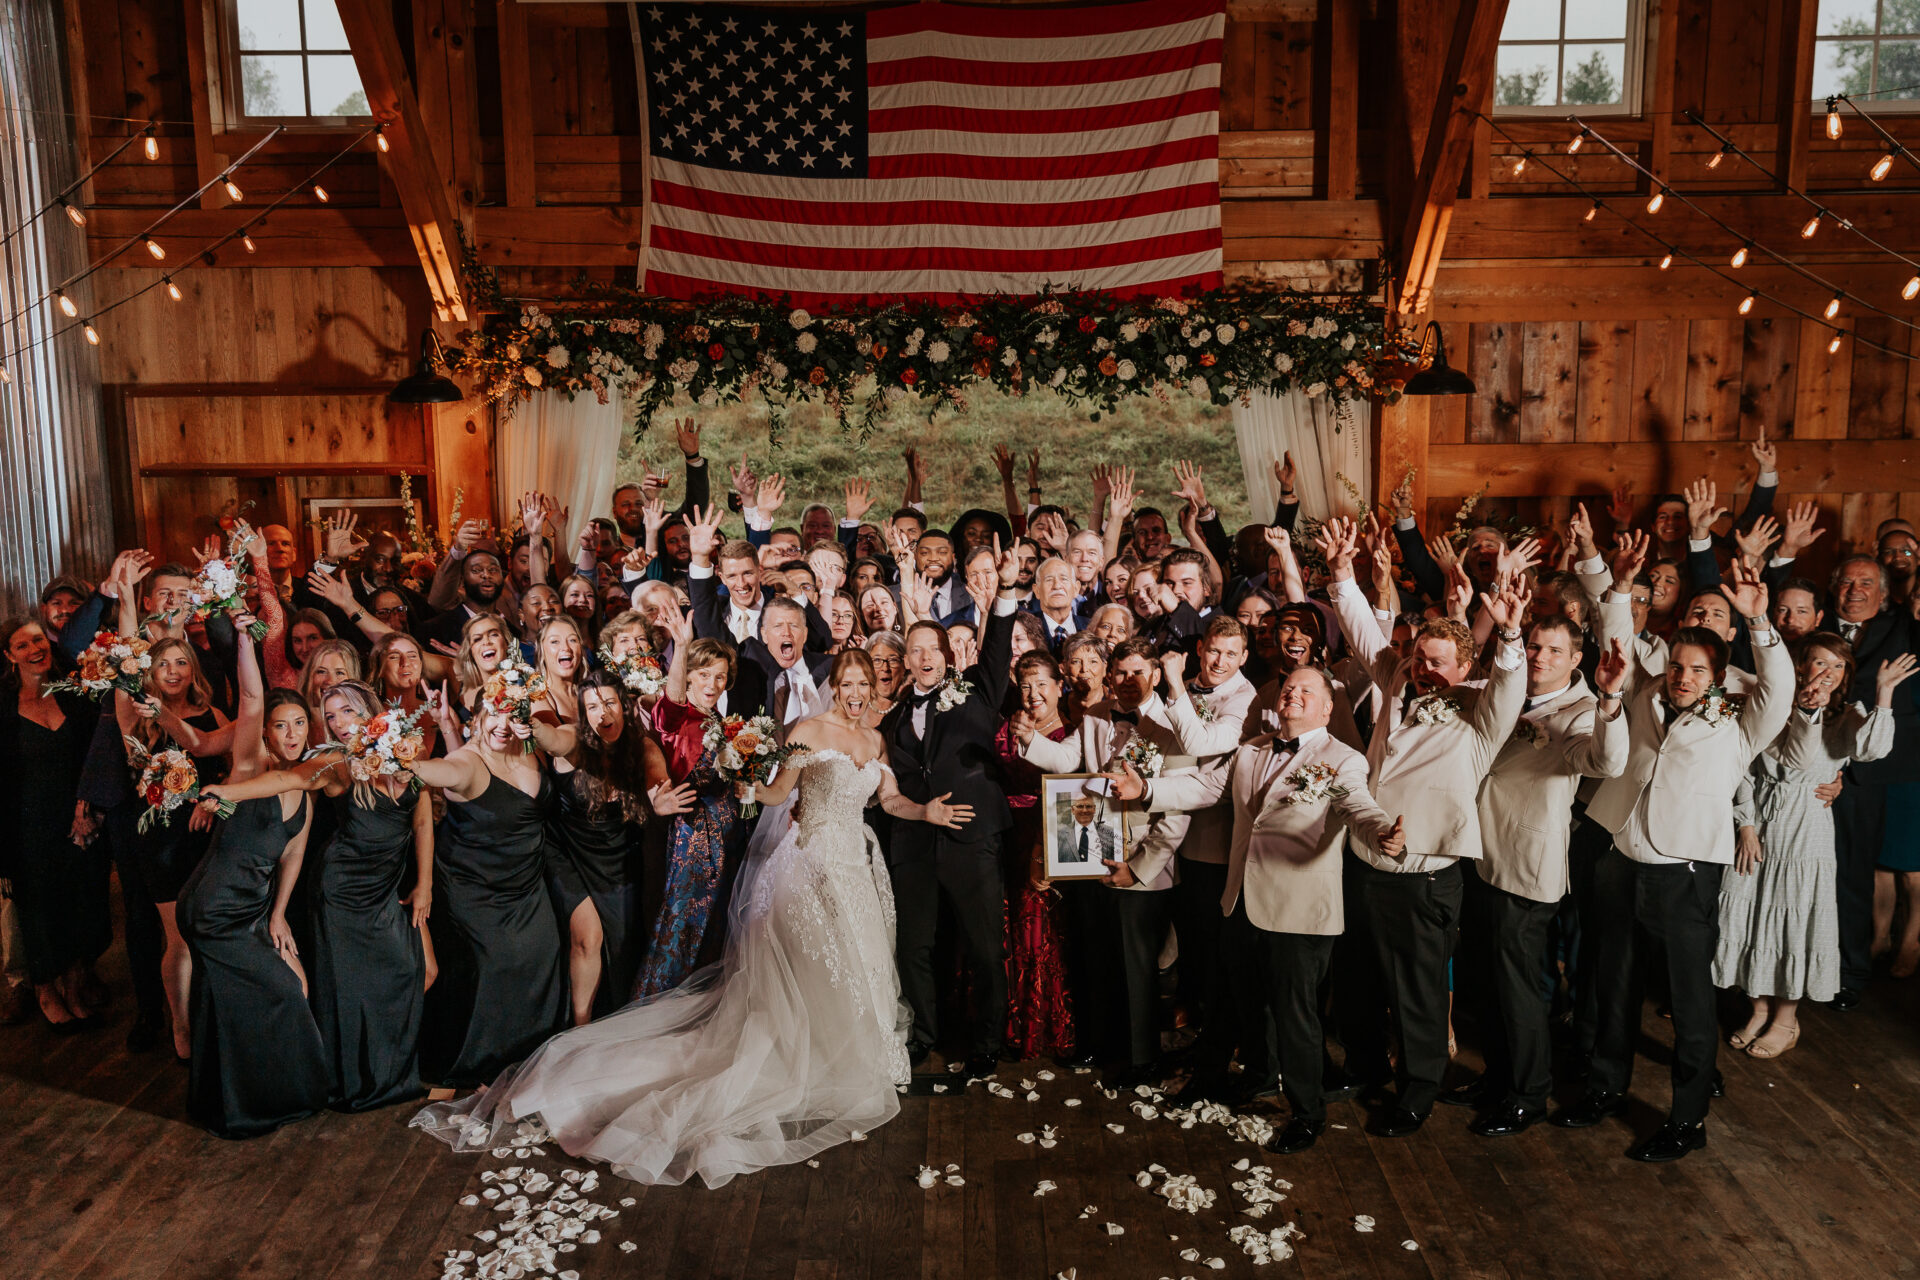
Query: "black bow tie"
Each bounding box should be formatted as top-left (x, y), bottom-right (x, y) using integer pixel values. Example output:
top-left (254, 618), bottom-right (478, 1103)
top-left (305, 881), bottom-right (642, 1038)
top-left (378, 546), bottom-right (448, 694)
top-left (1111, 709), bottom-right (1139, 725)
top-left (905, 686), bottom-right (939, 708)
top-left (1274, 737), bottom-right (1300, 755)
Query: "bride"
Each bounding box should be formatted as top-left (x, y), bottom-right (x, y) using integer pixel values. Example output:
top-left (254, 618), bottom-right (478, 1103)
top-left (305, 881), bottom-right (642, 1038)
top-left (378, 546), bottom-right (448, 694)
top-left (412, 649), bottom-right (972, 1188)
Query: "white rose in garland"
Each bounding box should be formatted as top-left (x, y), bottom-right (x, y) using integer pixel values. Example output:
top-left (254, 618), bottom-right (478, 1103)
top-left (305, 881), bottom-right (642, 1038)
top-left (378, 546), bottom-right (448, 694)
top-left (1305, 380), bottom-right (1328, 398)
top-left (1215, 323), bottom-right (1235, 344)
top-left (545, 344), bottom-right (570, 368)
top-left (1187, 375), bottom-right (1209, 399)
top-left (1116, 359), bottom-right (1136, 380)
top-left (796, 331), bottom-right (818, 354)
top-left (789, 308), bottom-right (812, 329)
top-left (928, 339), bottom-right (950, 364)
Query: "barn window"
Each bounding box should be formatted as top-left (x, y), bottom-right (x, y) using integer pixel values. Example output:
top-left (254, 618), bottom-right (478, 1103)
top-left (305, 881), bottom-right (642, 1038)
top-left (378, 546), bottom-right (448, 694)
top-left (1815, 0), bottom-right (1920, 104)
top-left (1493, 0), bottom-right (1642, 114)
top-left (225, 0), bottom-right (370, 123)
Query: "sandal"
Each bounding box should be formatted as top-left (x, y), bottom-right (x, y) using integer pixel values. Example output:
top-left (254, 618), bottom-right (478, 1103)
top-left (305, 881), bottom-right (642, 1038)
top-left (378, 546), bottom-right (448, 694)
top-left (1746, 1023), bottom-right (1800, 1060)
top-left (1728, 1021), bottom-right (1767, 1051)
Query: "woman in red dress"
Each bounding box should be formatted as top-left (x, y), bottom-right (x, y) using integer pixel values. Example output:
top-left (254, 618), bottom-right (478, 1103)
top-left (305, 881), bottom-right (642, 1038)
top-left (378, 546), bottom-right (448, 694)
top-left (996, 650), bottom-right (1077, 1060)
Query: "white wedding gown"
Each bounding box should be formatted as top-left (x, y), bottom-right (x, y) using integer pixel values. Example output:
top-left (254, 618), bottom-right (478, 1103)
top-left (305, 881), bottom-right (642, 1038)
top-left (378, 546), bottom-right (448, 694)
top-left (411, 750), bottom-right (911, 1187)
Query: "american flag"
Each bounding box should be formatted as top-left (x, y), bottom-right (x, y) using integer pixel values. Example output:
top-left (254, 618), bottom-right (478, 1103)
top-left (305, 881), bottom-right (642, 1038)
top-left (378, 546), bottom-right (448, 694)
top-left (639, 0), bottom-right (1225, 304)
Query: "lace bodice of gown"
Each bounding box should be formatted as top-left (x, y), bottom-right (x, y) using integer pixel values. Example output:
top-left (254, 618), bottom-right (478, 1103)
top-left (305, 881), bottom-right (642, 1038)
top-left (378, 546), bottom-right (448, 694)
top-left (789, 748), bottom-right (885, 864)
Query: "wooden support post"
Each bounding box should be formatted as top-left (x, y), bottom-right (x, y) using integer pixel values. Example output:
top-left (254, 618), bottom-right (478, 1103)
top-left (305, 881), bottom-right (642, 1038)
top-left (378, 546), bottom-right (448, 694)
top-left (1777, 0), bottom-right (1818, 191)
top-left (1323, 0), bottom-right (1357, 201)
top-left (180, 0), bottom-right (231, 209)
top-left (499, 0), bottom-right (535, 209)
top-left (1644, 0), bottom-right (1680, 181)
top-left (1374, 393), bottom-right (1430, 519)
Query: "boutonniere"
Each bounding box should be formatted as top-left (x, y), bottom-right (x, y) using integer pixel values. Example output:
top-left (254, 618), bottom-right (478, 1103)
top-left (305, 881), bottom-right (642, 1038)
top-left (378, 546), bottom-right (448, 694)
top-left (1116, 732), bottom-right (1164, 778)
top-left (1409, 693), bottom-right (1462, 726)
top-left (1278, 761), bottom-right (1349, 806)
top-left (1693, 686), bottom-right (1744, 726)
top-left (934, 673), bottom-right (974, 713)
top-left (1510, 718), bottom-right (1548, 749)
top-left (1189, 689), bottom-right (1217, 724)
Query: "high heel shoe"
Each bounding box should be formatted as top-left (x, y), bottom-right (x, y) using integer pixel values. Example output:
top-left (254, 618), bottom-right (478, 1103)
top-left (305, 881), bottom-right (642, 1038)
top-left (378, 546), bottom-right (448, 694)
top-left (1727, 1022), bottom-right (1766, 1051)
top-left (1746, 1023), bottom-right (1800, 1059)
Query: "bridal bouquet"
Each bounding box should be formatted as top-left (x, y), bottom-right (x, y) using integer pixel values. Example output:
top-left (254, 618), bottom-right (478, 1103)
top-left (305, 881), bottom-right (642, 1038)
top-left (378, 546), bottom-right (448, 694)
top-left (126, 736), bottom-right (232, 833)
top-left (702, 712), bottom-right (798, 816)
top-left (481, 659), bottom-right (547, 752)
top-left (186, 522), bottom-right (268, 640)
top-left (338, 702), bottom-right (428, 781)
top-left (600, 642), bottom-right (665, 697)
top-left (47, 631), bottom-right (153, 700)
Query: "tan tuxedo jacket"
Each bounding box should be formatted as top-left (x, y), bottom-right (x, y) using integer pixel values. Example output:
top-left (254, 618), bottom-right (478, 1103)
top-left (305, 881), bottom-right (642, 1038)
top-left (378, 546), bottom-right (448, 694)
top-left (1145, 731), bottom-right (1394, 935)
top-left (1163, 671), bottom-right (1257, 867)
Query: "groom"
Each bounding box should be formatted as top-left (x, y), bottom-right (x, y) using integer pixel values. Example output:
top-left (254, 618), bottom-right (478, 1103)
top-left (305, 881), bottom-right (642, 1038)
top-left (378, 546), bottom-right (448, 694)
top-left (883, 536), bottom-right (1021, 1079)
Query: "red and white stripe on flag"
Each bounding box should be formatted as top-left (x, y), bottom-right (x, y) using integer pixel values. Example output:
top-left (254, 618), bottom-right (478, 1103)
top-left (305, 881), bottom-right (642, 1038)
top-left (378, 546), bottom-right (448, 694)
top-left (644, 0), bottom-right (1225, 304)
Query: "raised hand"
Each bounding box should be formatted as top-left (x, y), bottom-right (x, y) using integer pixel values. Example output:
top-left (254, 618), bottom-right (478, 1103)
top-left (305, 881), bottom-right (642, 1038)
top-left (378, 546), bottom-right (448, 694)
top-left (1090, 463), bottom-right (1113, 507)
top-left (993, 532), bottom-right (1019, 588)
top-left (641, 495), bottom-right (669, 536)
top-left (684, 503), bottom-right (724, 562)
top-left (306, 566), bottom-right (356, 612)
top-left (728, 454), bottom-right (758, 501)
top-left (1446, 562), bottom-right (1474, 624)
top-left (1877, 652), bottom-right (1920, 706)
top-left (1595, 637), bottom-right (1630, 695)
top-left (621, 544), bottom-right (652, 576)
top-left (1567, 503), bottom-right (1598, 562)
top-left (1107, 464), bottom-right (1138, 521)
top-left (1171, 459), bottom-right (1208, 511)
top-left (1609, 528), bottom-right (1651, 590)
top-left (190, 535), bottom-right (220, 569)
top-left (1734, 512), bottom-right (1781, 566)
top-left (1027, 448), bottom-right (1042, 494)
top-left (519, 490), bottom-right (546, 536)
top-left (1031, 509), bottom-right (1068, 554)
top-left (639, 460), bottom-right (671, 503)
top-left (1777, 500), bottom-right (1826, 560)
top-left (1159, 648), bottom-right (1187, 693)
top-left (1684, 476), bottom-right (1726, 542)
top-left (1390, 469), bottom-right (1415, 521)
top-left (1262, 525), bottom-right (1292, 559)
top-left (673, 416), bottom-right (701, 458)
top-left (1426, 533), bottom-right (1460, 576)
top-left (648, 780), bottom-right (700, 817)
top-left (1750, 423), bottom-right (1777, 475)
top-left (1481, 581), bottom-right (1532, 633)
top-left (1608, 482), bottom-right (1634, 529)
top-left (902, 571), bottom-right (934, 619)
top-left (451, 518), bottom-right (486, 556)
top-left (1496, 535), bottom-right (1543, 587)
top-left (1274, 451), bottom-right (1299, 498)
top-left (888, 521), bottom-right (916, 566)
top-left (756, 472), bottom-right (787, 516)
top-left (1314, 516), bottom-right (1360, 580)
top-left (324, 511), bottom-right (367, 562)
top-left (661, 604), bottom-right (693, 648)
top-left (1724, 558), bottom-right (1769, 621)
top-left (992, 443), bottom-right (1015, 482)
top-left (844, 476), bottom-right (874, 524)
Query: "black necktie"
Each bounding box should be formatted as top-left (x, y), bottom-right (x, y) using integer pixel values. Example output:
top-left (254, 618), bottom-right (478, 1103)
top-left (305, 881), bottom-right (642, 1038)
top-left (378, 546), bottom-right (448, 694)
top-left (1078, 827), bottom-right (1089, 860)
top-left (1522, 697), bottom-right (1537, 714)
top-left (1659, 700), bottom-right (1675, 727)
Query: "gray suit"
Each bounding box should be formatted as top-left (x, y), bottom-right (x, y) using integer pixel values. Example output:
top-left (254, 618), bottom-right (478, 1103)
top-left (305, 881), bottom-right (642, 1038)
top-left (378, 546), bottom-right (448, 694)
top-left (1056, 817), bottom-right (1117, 867)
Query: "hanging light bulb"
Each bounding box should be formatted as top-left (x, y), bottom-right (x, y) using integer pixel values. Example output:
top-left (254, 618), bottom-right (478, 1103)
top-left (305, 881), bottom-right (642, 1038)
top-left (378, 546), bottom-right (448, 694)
top-left (1826, 98), bottom-right (1843, 140)
top-left (143, 237), bottom-right (165, 260)
top-left (313, 183), bottom-right (330, 203)
top-left (1872, 152), bottom-right (1896, 182)
top-left (241, 233), bottom-right (257, 254)
top-left (55, 290), bottom-right (76, 318)
top-left (1658, 251), bottom-right (1674, 270)
top-left (1646, 188), bottom-right (1666, 215)
top-left (1730, 243), bottom-right (1749, 268)
top-left (1905, 273), bottom-right (1920, 301)
top-left (1706, 145), bottom-right (1729, 170)
top-left (1800, 210), bottom-right (1824, 239)
top-left (1738, 292), bottom-right (1756, 315)
top-left (165, 277), bottom-right (182, 302)
top-left (1824, 294), bottom-right (1843, 320)
top-left (1567, 127), bottom-right (1587, 155)
top-left (222, 176), bottom-right (243, 202)
top-left (59, 199), bottom-right (85, 227)
top-left (143, 126), bottom-right (158, 161)
top-left (1829, 332), bottom-right (1844, 354)
top-left (1512, 152), bottom-right (1529, 176)
top-left (375, 125), bottom-right (390, 154)
top-left (1584, 202), bottom-right (1599, 222)
top-left (82, 320), bottom-right (99, 345)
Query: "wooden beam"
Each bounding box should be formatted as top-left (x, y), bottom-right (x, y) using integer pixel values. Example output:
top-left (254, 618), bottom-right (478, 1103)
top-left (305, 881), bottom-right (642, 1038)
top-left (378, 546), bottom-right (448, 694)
top-left (498, 0), bottom-right (535, 208)
top-left (1428, 260), bottom-right (1920, 322)
top-left (60, 0), bottom-right (94, 206)
top-left (1777, 0), bottom-right (1819, 191)
top-left (1428, 440), bottom-right (1920, 497)
top-left (87, 208), bottom-right (418, 266)
top-left (335, 0), bottom-right (469, 321)
top-left (180, 0), bottom-right (231, 209)
top-left (1394, 0), bottom-right (1511, 316)
top-left (1373, 394), bottom-right (1429, 519)
top-left (1321, 0), bottom-right (1358, 201)
top-left (1643, 0), bottom-right (1681, 180)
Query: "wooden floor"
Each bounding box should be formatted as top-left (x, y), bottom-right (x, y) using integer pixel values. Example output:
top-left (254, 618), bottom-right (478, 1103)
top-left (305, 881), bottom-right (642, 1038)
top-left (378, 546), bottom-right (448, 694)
top-left (6, 949), bottom-right (1920, 1280)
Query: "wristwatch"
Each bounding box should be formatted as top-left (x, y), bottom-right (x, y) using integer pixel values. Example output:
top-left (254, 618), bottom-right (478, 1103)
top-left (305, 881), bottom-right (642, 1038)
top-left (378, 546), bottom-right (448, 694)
top-left (1496, 628), bottom-right (1521, 643)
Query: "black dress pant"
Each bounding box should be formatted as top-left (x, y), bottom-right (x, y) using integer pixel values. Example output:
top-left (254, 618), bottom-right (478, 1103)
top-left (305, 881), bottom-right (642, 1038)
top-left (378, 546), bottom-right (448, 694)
top-left (1113, 887), bottom-right (1172, 1066)
top-left (1588, 847), bottom-right (1721, 1125)
top-left (1233, 903), bottom-right (1336, 1124)
top-left (106, 804), bottom-right (166, 1026)
top-left (1356, 859), bottom-right (1462, 1115)
top-left (1565, 809), bottom-right (1612, 1055)
top-left (890, 834), bottom-right (1007, 1056)
top-left (1173, 857), bottom-right (1230, 1052)
top-left (1832, 778), bottom-right (1885, 992)
top-left (1463, 864), bottom-right (1560, 1110)
top-left (1329, 854), bottom-right (1393, 1086)
top-left (1058, 880), bottom-right (1125, 1061)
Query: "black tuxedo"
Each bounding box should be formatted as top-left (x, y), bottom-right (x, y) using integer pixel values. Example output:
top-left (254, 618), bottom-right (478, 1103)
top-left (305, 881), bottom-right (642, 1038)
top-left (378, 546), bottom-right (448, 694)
top-left (1833, 607), bottom-right (1917, 989)
top-left (724, 651), bottom-right (835, 722)
top-left (879, 604), bottom-right (1017, 1056)
top-left (687, 569), bottom-right (836, 719)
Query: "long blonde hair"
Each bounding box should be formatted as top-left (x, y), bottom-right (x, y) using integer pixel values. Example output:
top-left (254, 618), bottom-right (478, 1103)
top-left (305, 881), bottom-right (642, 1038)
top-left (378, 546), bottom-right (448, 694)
top-left (454, 611), bottom-right (512, 695)
top-left (134, 637), bottom-right (214, 748)
top-left (298, 639), bottom-right (363, 743)
top-left (319, 679), bottom-right (390, 808)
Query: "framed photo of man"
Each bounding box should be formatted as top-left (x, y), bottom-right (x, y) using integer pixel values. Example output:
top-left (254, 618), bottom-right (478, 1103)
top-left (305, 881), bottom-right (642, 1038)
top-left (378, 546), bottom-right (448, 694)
top-left (1041, 774), bottom-right (1128, 881)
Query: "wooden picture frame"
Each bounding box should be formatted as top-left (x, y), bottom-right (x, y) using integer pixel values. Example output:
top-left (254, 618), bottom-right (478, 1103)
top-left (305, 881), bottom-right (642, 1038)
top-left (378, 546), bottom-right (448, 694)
top-left (1040, 773), bottom-right (1131, 882)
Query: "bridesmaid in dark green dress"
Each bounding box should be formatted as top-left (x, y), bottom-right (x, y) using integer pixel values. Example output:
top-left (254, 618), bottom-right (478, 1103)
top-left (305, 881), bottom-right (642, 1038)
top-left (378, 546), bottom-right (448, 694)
top-left (177, 629), bottom-right (328, 1138)
top-left (208, 678), bottom-right (433, 1111)
top-left (412, 703), bottom-right (567, 1088)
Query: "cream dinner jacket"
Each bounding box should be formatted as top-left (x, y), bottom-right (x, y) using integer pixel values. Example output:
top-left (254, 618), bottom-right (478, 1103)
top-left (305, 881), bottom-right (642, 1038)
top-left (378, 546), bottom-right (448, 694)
top-left (1163, 670), bottom-right (1257, 867)
top-left (1586, 622), bottom-right (1794, 865)
top-left (1144, 731), bottom-right (1394, 935)
top-left (1021, 693), bottom-right (1194, 891)
top-left (1575, 556), bottom-right (1668, 683)
top-left (1252, 656), bottom-right (1372, 752)
top-left (1329, 577), bottom-right (1527, 873)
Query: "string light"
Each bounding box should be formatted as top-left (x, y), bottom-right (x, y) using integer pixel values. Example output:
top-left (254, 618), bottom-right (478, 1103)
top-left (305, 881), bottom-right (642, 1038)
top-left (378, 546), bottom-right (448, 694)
top-left (1872, 152), bottom-right (1896, 182)
top-left (54, 290), bottom-right (76, 318)
top-left (1567, 126), bottom-right (1588, 155)
top-left (142, 237), bottom-right (165, 260)
top-left (1829, 332), bottom-right (1844, 354)
top-left (1824, 294), bottom-right (1843, 320)
top-left (58, 199), bottom-right (85, 227)
top-left (375, 125), bottom-right (389, 153)
top-left (1706, 145), bottom-right (1730, 170)
top-left (1584, 201), bottom-right (1600, 222)
top-left (143, 125), bottom-right (158, 161)
top-left (1800, 210), bottom-right (1824, 239)
top-left (242, 233), bottom-right (257, 253)
top-left (165, 277), bottom-right (182, 302)
top-left (1826, 98), bottom-right (1843, 140)
top-left (1738, 293), bottom-right (1756, 315)
top-left (222, 176), bottom-right (243, 202)
top-left (313, 184), bottom-right (330, 202)
top-left (1658, 251), bottom-right (1674, 270)
top-left (1730, 243), bottom-right (1749, 268)
top-left (0, 365), bottom-right (10, 384)
top-left (1906, 274), bottom-right (1920, 301)
top-left (82, 320), bottom-right (99, 345)
top-left (1512, 152), bottom-right (1530, 176)
top-left (1646, 187), bottom-right (1666, 215)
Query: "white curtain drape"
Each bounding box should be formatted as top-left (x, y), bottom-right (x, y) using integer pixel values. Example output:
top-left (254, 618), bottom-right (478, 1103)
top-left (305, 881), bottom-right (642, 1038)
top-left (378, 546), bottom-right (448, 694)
top-left (1231, 388), bottom-right (1373, 525)
top-left (496, 392), bottom-right (625, 550)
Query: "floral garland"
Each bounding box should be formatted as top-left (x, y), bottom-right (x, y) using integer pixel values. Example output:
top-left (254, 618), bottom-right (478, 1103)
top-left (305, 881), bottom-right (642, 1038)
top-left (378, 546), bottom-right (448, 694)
top-left (446, 283), bottom-right (1390, 437)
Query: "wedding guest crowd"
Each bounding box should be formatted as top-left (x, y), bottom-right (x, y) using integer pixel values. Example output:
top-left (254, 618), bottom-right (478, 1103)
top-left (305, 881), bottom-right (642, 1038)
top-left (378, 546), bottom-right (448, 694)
top-left (3, 419), bottom-right (1916, 1164)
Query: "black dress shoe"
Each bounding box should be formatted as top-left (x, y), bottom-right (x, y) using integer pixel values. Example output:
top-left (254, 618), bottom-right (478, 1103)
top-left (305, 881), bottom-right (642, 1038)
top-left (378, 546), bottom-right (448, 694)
top-left (1169, 1072), bottom-right (1232, 1107)
top-left (1320, 1069), bottom-right (1359, 1101)
top-left (1831, 987), bottom-right (1862, 1012)
top-left (1368, 1106), bottom-right (1427, 1138)
top-left (1627, 1120), bottom-right (1706, 1163)
top-left (1265, 1115), bottom-right (1326, 1155)
top-left (1220, 1074), bottom-right (1280, 1107)
top-left (1468, 1100), bottom-right (1544, 1138)
top-left (125, 1017), bottom-right (161, 1054)
top-left (908, 1043), bottom-right (932, 1069)
top-left (1439, 1075), bottom-right (1496, 1109)
top-left (1710, 1069), bottom-right (1725, 1099)
top-left (1055, 1050), bottom-right (1098, 1069)
top-left (962, 1052), bottom-right (999, 1080)
top-left (1549, 1090), bottom-right (1627, 1129)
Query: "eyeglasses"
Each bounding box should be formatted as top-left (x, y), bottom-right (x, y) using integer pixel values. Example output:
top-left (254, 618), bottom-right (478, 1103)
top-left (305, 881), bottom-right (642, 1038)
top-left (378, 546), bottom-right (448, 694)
top-left (374, 604), bottom-right (409, 618)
